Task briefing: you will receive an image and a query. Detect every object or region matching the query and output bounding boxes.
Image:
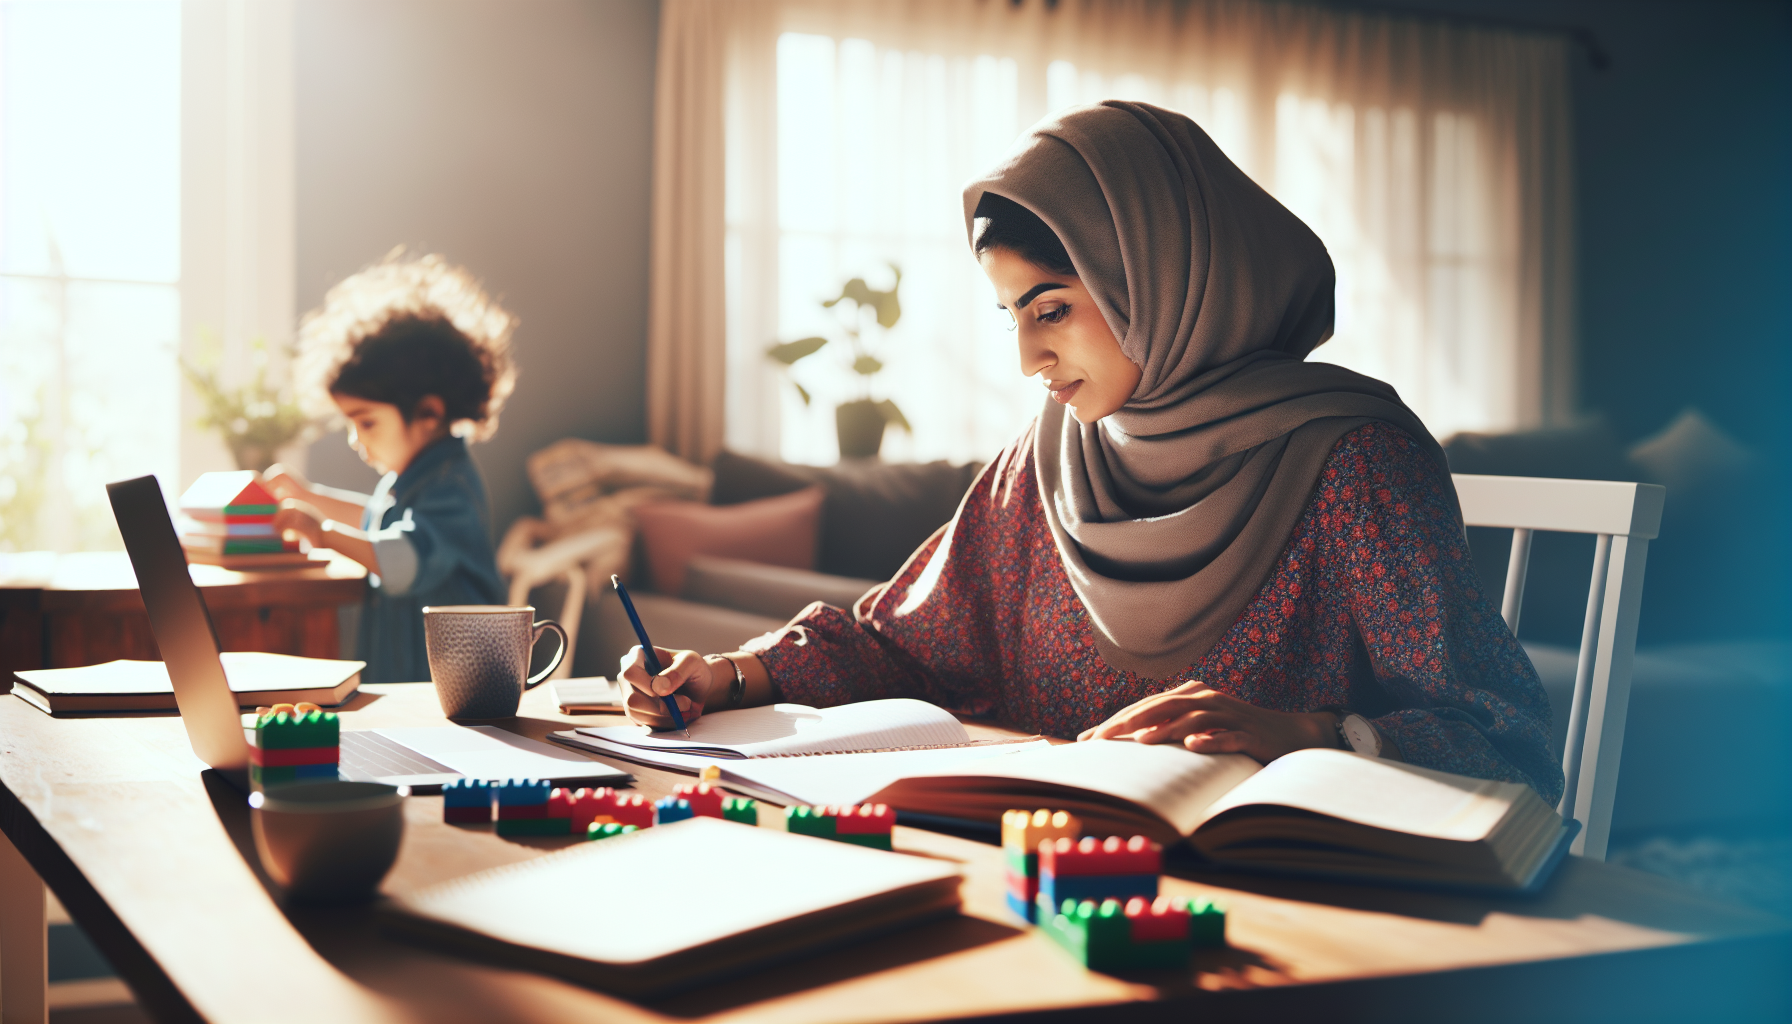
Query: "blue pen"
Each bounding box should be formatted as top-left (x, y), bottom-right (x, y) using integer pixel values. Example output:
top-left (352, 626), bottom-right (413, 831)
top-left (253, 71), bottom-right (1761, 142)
top-left (610, 575), bottom-right (690, 736)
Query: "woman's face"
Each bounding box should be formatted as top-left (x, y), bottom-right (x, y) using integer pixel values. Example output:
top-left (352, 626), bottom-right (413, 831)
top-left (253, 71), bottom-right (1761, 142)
top-left (979, 247), bottom-right (1141, 424)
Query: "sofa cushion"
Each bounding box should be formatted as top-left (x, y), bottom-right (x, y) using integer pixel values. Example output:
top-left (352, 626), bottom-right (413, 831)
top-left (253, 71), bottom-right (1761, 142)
top-left (682, 555), bottom-right (881, 621)
top-left (711, 450), bottom-right (982, 581)
top-left (633, 486), bottom-right (823, 595)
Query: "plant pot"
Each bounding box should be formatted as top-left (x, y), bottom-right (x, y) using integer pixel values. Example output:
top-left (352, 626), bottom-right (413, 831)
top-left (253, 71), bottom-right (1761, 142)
top-left (835, 400), bottom-right (886, 460)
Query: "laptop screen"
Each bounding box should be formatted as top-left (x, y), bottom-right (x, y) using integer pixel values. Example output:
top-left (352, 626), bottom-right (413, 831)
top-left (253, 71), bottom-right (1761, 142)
top-left (106, 475), bottom-right (249, 771)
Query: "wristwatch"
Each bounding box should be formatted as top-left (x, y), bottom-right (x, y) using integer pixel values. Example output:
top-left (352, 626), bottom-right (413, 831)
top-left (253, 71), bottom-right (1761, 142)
top-left (1334, 712), bottom-right (1383, 757)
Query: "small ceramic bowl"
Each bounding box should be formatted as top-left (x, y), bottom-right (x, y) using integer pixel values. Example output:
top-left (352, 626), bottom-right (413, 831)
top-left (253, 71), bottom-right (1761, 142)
top-left (249, 782), bottom-right (408, 903)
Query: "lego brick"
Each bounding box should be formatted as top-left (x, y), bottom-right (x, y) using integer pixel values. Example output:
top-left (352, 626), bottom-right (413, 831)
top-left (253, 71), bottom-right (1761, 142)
top-left (496, 818), bottom-right (572, 837)
top-left (587, 822), bottom-right (638, 842)
top-left (249, 763), bottom-right (339, 787)
top-left (609, 794), bottom-right (655, 829)
top-left (547, 788), bottom-right (576, 819)
top-left (785, 805), bottom-right (836, 839)
top-left (1004, 848), bottom-right (1037, 882)
top-left (1187, 897), bottom-right (1227, 947)
top-left (1004, 889), bottom-right (1036, 923)
top-left (1005, 867), bottom-right (1037, 903)
top-left (494, 779), bottom-right (550, 806)
top-left (443, 806), bottom-right (491, 824)
top-left (248, 745), bottom-right (339, 768)
top-left (1038, 897), bottom-right (1186, 972)
top-left (1040, 835), bottom-right (1161, 878)
top-left (1125, 896), bottom-right (1190, 943)
top-left (568, 789), bottom-right (606, 831)
top-left (442, 779), bottom-right (492, 808)
top-left (254, 710), bottom-right (341, 750)
top-left (722, 797), bottom-right (758, 825)
top-left (1002, 809), bottom-right (1081, 853)
top-left (1039, 872), bottom-right (1157, 908)
top-left (495, 804), bottom-right (550, 820)
top-left (672, 783), bottom-right (726, 818)
top-left (654, 798), bottom-right (693, 824)
top-left (834, 803), bottom-right (896, 835)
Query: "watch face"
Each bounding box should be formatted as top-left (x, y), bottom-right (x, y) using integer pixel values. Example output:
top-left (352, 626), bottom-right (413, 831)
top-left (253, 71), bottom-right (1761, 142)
top-left (1342, 715), bottom-right (1380, 756)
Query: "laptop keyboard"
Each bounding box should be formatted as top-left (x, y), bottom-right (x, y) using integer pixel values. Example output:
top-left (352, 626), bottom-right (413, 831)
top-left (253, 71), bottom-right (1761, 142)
top-left (340, 730), bottom-right (456, 779)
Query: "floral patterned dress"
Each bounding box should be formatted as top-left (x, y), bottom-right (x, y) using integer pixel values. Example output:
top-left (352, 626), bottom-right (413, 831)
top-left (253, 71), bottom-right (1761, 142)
top-left (744, 421), bottom-right (1562, 804)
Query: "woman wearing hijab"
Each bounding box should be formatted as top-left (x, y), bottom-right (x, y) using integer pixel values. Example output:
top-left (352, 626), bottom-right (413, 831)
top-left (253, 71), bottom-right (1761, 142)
top-left (622, 102), bottom-right (1560, 803)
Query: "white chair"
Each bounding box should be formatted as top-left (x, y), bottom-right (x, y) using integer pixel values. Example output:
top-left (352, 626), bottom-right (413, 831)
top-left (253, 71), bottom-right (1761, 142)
top-left (1453, 474), bottom-right (1666, 860)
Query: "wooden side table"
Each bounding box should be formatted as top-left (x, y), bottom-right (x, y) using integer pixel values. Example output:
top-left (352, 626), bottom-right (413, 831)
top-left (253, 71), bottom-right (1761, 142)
top-left (0, 551), bottom-right (367, 676)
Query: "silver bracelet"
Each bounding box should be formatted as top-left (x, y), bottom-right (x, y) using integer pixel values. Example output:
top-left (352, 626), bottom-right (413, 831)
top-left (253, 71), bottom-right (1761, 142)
top-left (710, 656), bottom-right (746, 710)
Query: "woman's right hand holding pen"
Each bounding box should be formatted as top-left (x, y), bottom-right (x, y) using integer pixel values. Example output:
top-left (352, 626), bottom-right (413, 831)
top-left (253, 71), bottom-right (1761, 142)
top-left (618, 646), bottom-right (773, 730)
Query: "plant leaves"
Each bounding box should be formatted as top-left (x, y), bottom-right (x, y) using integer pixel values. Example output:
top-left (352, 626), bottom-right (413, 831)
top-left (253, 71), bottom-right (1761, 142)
top-left (877, 399), bottom-right (911, 432)
top-left (874, 292), bottom-right (901, 328)
top-left (823, 277), bottom-right (877, 311)
top-left (852, 354), bottom-right (884, 376)
top-left (794, 382), bottom-right (811, 406)
top-left (766, 336), bottom-right (828, 364)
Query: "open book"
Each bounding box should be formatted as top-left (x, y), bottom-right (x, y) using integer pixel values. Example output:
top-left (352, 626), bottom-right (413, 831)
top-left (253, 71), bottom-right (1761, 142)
top-left (879, 740), bottom-right (1571, 892)
top-left (559, 702), bottom-right (1569, 891)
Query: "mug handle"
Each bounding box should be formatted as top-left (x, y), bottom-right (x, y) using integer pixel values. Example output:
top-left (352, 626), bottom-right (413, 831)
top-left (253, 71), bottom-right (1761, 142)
top-left (524, 619), bottom-right (570, 689)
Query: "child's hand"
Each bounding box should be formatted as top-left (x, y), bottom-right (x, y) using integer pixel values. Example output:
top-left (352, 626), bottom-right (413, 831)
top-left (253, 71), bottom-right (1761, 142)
top-left (263, 463), bottom-right (312, 504)
top-left (272, 505), bottom-right (326, 549)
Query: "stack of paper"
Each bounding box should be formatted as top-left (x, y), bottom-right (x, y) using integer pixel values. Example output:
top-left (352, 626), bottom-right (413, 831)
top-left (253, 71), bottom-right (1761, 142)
top-left (177, 471), bottom-right (309, 568)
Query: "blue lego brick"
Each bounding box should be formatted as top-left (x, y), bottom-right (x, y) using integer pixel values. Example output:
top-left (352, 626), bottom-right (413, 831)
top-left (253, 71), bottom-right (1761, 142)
top-left (292, 763), bottom-right (339, 780)
top-left (1005, 889), bottom-right (1036, 923)
top-left (654, 797), bottom-right (693, 824)
top-left (1039, 872), bottom-right (1157, 908)
top-left (494, 779), bottom-right (550, 806)
top-left (442, 779), bottom-right (493, 808)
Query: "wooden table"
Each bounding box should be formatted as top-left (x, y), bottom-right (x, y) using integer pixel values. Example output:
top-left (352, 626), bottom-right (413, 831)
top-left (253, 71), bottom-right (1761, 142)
top-left (0, 551), bottom-right (366, 676)
top-left (1, 685), bottom-right (1787, 1024)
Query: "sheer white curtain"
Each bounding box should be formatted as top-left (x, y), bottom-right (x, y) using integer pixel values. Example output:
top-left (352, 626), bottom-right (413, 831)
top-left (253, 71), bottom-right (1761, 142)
top-left (651, 0), bottom-right (1574, 466)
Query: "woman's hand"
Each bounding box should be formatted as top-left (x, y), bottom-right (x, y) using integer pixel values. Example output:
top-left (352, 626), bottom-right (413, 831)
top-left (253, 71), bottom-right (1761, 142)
top-left (619, 646), bottom-right (725, 731)
top-left (1078, 680), bottom-right (1340, 764)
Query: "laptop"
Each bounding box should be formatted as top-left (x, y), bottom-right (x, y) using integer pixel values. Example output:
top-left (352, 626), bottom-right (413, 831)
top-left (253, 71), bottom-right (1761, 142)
top-left (106, 474), bottom-right (632, 794)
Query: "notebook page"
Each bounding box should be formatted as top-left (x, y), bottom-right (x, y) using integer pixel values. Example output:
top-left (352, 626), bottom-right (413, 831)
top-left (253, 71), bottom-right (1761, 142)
top-left (904, 739), bottom-right (1262, 835)
top-left (574, 699), bottom-right (970, 758)
top-left (1200, 748), bottom-right (1519, 842)
top-left (393, 818), bottom-right (960, 964)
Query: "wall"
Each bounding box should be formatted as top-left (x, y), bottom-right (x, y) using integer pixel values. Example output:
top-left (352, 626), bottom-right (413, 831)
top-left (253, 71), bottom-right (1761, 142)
top-left (295, 0), bottom-right (659, 532)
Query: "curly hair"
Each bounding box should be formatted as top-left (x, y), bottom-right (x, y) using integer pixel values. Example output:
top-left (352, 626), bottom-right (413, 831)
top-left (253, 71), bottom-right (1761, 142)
top-left (295, 250), bottom-right (517, 442)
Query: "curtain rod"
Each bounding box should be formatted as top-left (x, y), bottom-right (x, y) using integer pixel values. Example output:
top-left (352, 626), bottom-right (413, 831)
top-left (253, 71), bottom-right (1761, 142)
top-left (1012, 0), bottom-right (1612, 71)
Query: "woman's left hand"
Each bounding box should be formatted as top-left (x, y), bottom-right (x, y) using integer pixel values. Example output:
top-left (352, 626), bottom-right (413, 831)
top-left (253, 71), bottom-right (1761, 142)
top-left (1077, 680), bottom-right (1339, 764)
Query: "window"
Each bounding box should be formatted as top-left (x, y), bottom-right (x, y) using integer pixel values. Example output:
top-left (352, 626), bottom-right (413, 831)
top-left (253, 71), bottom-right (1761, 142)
top-left (0, 0), bottom-right (181, 551)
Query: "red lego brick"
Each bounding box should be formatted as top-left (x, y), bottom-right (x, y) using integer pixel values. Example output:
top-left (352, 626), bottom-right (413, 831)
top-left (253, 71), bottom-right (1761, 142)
top-left (1040, 835), bottom-right (1161, 878)
top-left (834, 803), bottom-right (896, 835)
top-left (1005, 868), bottom-right (1037, 903)
top-left (569, 788), bottom-right (605, 831)
top-left (609, 793), bottom-right (655, 829)
top-left (1125, 896), bottom-right (1191, 943)
top-left (673, 782), bottom-right (726, 818)
top-left (547, 788), bottom-right (576, 819)
top-left (247, 745), bottom-right (339, 767)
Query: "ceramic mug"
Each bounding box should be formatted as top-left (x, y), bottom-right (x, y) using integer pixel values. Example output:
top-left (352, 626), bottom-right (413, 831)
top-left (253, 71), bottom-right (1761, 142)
top-left (249, 781), bottom-right (407, 903)
top-left (422, 605), bottom-right (568, 719)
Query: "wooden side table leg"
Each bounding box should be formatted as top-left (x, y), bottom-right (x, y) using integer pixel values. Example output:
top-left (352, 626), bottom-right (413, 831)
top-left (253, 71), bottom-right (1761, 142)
top-left (0, 829), bottom-right (46, 1024)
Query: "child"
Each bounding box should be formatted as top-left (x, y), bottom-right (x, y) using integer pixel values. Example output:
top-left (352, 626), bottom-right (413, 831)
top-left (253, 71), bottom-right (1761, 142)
top-left (268, 253), bottom-right (516, 684)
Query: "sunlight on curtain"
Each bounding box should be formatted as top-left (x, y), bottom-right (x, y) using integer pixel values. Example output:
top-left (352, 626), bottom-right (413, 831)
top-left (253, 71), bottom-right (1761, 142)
top-left (0, 0), bottom-right (181, 552)
top-left (706, 0), bottom-right (1572, 465)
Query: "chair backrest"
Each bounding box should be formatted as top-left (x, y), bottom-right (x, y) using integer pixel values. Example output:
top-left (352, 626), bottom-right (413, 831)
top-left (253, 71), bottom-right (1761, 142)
top-left (1452, 474), bottom-right (1666, 860)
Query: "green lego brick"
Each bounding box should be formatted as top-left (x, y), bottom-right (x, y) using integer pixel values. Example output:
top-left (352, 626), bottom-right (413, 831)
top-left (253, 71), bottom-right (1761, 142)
top-left (587, 822), bottom-right (638, 841)
top-left (1004, 848), bottom-right (1037, 880)
top-left (1039, 898), bottom-right (1133, 972)
top-left (834, 833), bottom-right (893, 851)
top-left (495, 818), bottom-right (572, 837)
top-left (722, 797), bottom-right (758, 825)
top-left (256, 710), bottom-right (340, 750)
top-left (1187, 897), bottom-right (1227, 947)
top-left (785, 805), bottom-right (836, 838)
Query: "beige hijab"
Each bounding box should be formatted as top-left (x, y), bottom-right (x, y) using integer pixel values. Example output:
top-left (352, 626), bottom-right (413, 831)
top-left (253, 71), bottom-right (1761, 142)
top-left (964, 101), bottom-right (1451, 679)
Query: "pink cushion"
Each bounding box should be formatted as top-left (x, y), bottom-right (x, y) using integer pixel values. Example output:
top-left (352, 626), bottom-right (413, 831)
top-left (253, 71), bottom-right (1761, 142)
top-left (633, 486), bottom-right (824, 595)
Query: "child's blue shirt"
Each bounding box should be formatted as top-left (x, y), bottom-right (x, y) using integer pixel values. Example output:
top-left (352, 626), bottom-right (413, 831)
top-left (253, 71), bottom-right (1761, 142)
top-left (357, 436), bottom-right (504, 683)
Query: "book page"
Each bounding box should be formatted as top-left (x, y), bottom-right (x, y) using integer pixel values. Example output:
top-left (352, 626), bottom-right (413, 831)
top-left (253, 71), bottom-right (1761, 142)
top-left (14, 660), bottom-right (172, 696)
top-left (1199, 748), bottom-right (1520, 842)
top-left (574, 698), bottom-right (971, 758)
top-left (901, 739), bottom-right (1262, 835)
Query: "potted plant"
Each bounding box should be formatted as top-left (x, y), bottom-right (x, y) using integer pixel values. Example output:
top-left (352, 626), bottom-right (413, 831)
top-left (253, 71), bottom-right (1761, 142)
top-left (766, 264), bottom-right (910, 460)
top-left (181, 332), bottom-right (315, 473)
